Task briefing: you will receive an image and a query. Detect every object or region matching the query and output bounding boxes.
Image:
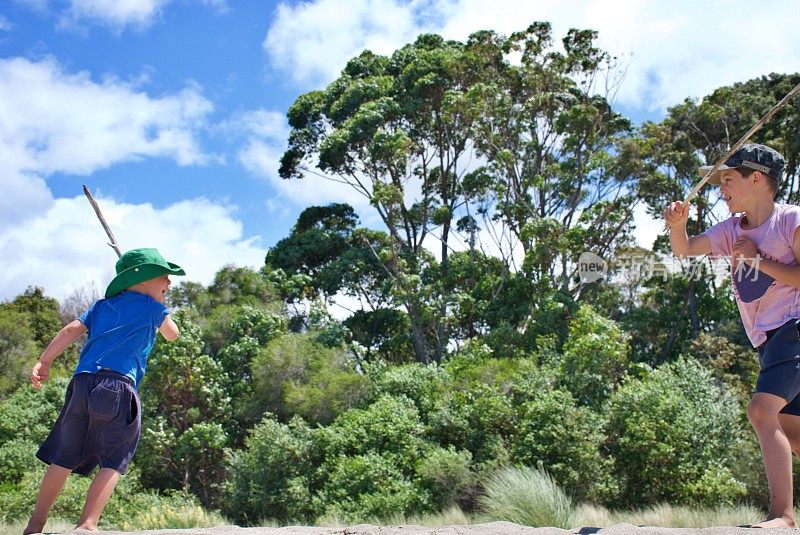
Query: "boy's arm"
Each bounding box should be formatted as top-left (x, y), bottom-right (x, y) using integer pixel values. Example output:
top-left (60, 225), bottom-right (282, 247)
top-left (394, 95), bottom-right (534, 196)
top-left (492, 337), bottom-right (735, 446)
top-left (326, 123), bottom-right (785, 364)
top-left (735, 227), bottom-right (800, 289)
top-left (158, 314), bottom-right (180, 341)
top-left (663, 201), bottom-right (712, 257)
top-left (32, 319), bottom-right (87, 389)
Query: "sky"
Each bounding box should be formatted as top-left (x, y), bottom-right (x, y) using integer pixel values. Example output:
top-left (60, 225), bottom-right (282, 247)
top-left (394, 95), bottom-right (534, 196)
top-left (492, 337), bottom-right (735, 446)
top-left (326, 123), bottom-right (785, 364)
top-left (1, 0), bottom-right (799, 302)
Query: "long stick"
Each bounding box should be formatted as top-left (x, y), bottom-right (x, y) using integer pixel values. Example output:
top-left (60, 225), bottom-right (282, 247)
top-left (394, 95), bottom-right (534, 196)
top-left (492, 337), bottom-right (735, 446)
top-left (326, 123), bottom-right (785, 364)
top-left (83, 185), bottom-right (122, 258)
top-left (682, 80), bottom-right (800, 206)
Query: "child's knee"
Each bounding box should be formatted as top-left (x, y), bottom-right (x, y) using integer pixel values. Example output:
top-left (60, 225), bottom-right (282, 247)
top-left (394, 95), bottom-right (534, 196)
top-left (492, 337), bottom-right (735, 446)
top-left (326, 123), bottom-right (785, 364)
top-left (748, 397), bottom-right (780, 426)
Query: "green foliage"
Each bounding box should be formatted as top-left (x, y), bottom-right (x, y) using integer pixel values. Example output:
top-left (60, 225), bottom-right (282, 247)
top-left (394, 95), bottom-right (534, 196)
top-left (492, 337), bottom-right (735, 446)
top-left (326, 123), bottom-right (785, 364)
top-left (478, 465), bottom-right (573, 529)
top-left (606, 357), bottom-right (748, 508)
top-left (0, 308), bottom-right (38, 398)
top-left (224, 415), bottom-right (315, 525)
top-left (371, 362), bottom-right (448, 417)
top-left (0, 440), bottom-right (36, 483)
top-left (0, 377), bottom-right (66, 445)
top-left (137, 313), bottom-right (231, 505)
top-left (416, 446), bottom-right (477, 510)
top-left (315, 452), bottom-right (427, 524)
top-left (0, 467), bottom-right (207, 528)
top-left (427, 382), bottom-right (515, 467)
top-left (249, 333), bottom-right (370, 425)
top-left (511, 388), bottom-right (616, 503)
top-left (558, 304), bottom-right (629, 408)
top-left (319, 395), bottom-right (426, 465)
top-left (3, 287), bottom-right (61, 350)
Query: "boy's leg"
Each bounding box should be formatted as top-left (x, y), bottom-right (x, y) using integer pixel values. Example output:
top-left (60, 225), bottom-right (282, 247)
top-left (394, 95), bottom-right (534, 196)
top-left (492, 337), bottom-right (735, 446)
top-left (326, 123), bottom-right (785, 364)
top-left (779, 412), bottom-right (800, 455)
top-left (748, 392), bottom-right (796, 528)
top-left (24, 464), bottom-right (72, 535)
top-left (75, 468), bottom-right (121, 531)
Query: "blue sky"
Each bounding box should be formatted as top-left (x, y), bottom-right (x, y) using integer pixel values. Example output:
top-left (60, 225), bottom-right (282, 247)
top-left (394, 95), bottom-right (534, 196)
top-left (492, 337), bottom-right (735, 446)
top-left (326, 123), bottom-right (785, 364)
top-left (1, 0), bottom-right (798, 301)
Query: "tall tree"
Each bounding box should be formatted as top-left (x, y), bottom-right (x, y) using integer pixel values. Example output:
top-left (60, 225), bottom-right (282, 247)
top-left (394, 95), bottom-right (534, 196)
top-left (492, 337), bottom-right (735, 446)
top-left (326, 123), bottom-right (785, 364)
top-left (279, 25), bottom-right (635, 361)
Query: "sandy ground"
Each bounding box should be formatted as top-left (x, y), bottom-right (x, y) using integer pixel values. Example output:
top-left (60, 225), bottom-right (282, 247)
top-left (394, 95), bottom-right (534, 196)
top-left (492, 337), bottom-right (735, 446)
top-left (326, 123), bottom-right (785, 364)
top-left (64, 523), bottom-right (796, 535)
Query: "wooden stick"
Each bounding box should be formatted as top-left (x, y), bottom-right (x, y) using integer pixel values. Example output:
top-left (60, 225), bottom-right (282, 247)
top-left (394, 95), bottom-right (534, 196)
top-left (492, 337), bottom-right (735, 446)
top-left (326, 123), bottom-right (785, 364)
top-left (682, 80), bottom-right (800, 207)
top-left (83, 185), bottom-right (122, 258)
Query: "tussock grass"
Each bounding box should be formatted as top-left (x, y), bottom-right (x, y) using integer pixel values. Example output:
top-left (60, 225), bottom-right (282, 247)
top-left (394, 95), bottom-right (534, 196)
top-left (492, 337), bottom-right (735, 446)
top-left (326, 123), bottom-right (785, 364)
top-left (119, 504), bottom-right (228, 530)
top-left (402, 505), bottom-right (472, 527)
top-left (478, 466), bottom-right (573, 529)
top-left (574, 503), bottom-right (764, 528)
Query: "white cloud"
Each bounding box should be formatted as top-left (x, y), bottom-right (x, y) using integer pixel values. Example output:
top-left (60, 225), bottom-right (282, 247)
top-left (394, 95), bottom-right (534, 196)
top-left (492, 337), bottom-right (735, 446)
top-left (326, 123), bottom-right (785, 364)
top-left (264, 0), bottom-right (800, 112)
top-left (0, 56), bottom-right (265, 301)
top-left (0, 15), bottom-right (12, 30)
top-left (264, 0), bottom-right (440, 88)
top-left (0, 57), bottom-right (212, 178)
top-left (0, 195), bottom-right (266, 301)
top-left (64, 0), bottom-right (172, 29)
top-left (234, 108), bottom-right (374, 210)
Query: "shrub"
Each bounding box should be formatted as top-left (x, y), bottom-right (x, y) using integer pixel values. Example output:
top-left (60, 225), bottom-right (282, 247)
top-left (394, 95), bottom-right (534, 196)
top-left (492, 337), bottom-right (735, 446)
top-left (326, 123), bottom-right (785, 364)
top-left (314, 452), bottom-right (428, 524)
top-left (0, 466), bottom-right (207, 528)
top-left (606, 357), bottom-right (748, 508)
top-left (478, 465), bottom-right (573, 528)
top-left (427, 383), bottom-right (516, 466)
top-left (223, 415), bottom-right (314, 525)
top-left (558, 304), bottom-right (628, 408)
top-left (416, 446), bottom-right (477, 510)
top-left (0, 440), bottom-right (37, 483)
top-left (318, 395), bottom-right (426, 468)
top-left (511, 388), bottom-right (616, 503)
top-left (371, 362), bottom-right (448, 418)
top-left (249, 333), bottom-right (370, 425)
top-left (0, 378), bottom-right (68, 445)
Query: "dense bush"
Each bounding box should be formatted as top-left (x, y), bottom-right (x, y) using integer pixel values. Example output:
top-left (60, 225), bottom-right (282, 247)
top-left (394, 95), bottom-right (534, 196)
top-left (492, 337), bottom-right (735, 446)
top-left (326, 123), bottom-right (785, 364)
top-left (606, 357), bottom-right (748, 508)
top-left (224, 415), bottom-right (315, 525)
top-left (557, 305), bottom-right (629, 409)
top-left (249, 333), bottom-right (370, 425)
top-left (314, 452), bottom-right (427, 523)
top-left (511, 388), bottom-right (616, 503)
top-left (415, 446), bottom-right (477, 510)
top-left (370, 362), bottom-right (448, 418)
top-left (0, 378), bottom-right (67, 446)
top-left (0, 466), bottom-right (209, 528)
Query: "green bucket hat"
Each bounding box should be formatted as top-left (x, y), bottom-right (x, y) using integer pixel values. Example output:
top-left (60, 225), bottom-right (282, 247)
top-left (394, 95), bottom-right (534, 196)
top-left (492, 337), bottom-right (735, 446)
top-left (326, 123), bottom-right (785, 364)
top-left (105, 248), bottom-right (186, 298)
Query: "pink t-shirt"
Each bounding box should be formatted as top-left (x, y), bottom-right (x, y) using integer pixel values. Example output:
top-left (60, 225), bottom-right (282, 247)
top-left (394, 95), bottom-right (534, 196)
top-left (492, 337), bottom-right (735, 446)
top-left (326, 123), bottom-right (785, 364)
top-left (703, 203), bottom-right (800, 347)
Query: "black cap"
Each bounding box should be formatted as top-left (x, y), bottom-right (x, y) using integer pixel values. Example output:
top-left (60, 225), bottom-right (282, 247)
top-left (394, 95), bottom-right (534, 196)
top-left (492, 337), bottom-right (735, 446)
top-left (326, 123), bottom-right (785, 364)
top-left (699, 143), bottom-right (785, 184)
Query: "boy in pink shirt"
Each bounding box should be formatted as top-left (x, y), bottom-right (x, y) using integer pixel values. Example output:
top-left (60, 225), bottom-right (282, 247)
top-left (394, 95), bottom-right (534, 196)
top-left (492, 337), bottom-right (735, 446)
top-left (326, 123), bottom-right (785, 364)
top-left (664, 143), bottom-right (799, 528)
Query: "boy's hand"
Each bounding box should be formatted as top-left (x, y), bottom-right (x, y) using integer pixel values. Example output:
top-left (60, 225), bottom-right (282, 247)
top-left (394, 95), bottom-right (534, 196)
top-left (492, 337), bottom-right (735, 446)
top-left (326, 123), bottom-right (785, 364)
top-left (663, 201), bottom-right (690, 229)
top-left (733, 236), bottom-right (759, 267)
top-left (32, 361), bottom-right (50, 390)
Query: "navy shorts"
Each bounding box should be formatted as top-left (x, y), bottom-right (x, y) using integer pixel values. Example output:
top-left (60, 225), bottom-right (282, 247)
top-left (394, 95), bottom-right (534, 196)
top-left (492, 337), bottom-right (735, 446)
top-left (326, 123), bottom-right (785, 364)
top-left (36, 370), bottom-right (141, 475)
top-left (756, 319), bottom-right (800, 416)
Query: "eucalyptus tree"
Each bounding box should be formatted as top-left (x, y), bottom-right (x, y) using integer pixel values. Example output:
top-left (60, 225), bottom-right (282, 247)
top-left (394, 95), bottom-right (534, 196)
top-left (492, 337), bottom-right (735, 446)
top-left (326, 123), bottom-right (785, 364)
top-left (279, 24), bottom-right (637, 361)
top-left (463, 23), bottom-right (637, 296)
top-left (280, 33), bottom-right (501, 362)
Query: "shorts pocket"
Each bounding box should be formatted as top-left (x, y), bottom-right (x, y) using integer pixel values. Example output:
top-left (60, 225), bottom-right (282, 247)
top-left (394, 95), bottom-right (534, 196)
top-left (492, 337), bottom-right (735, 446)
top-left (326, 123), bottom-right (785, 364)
top-left (88, 383), bottom-right (121, 422)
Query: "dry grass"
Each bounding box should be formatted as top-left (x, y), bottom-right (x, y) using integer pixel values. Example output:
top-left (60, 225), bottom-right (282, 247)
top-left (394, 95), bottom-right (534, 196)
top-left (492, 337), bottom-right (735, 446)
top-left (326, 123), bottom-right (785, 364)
top-left (573, 503), bottom-right (764, 528)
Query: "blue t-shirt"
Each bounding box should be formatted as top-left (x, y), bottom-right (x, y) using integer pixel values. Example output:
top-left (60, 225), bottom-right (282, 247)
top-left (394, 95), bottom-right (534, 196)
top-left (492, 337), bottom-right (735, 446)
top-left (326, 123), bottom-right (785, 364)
top-left (75, 291), bottom-right (169, 388)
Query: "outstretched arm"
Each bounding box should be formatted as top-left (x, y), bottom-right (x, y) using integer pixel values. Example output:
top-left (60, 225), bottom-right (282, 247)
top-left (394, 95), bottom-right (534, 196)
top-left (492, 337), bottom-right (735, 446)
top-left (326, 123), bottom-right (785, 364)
top-left (32, 320), bottom-right (87, 389)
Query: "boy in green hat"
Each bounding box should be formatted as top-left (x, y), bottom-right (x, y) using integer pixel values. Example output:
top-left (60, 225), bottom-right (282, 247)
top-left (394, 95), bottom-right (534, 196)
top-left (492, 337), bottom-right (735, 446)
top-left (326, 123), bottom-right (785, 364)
top-left (24, 248), bottom-right (185, 534)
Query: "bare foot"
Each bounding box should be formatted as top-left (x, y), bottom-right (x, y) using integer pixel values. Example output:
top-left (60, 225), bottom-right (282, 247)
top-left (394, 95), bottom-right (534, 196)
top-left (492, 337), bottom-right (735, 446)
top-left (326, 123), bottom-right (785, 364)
top-left (22, 521), bottom-right (45, 535)
top-left (74, 525), bottom-right (98, 532)
top-left (751, 516), bottom-right (797, 529)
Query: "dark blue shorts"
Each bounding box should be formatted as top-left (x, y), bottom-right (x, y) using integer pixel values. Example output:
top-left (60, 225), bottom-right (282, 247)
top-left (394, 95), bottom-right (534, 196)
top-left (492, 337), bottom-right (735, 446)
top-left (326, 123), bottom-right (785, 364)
top-left (756, 319), bottom-right (800, 416)
top-left (36, 370), bottom-right (141, 475)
